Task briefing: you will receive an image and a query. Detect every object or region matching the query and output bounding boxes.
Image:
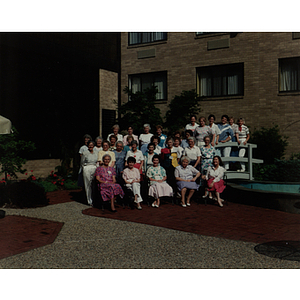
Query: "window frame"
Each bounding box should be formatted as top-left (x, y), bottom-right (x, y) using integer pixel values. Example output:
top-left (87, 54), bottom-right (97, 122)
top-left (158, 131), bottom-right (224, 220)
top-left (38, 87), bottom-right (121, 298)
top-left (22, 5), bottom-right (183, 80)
top-left (128, 32), bottom-right (167, 46)
top-left (128, 71), bottom-right (167, 101)
top-left (196, 63), bottom-right (244, 98)
top-left (278, 57), bottom-right (300, 93)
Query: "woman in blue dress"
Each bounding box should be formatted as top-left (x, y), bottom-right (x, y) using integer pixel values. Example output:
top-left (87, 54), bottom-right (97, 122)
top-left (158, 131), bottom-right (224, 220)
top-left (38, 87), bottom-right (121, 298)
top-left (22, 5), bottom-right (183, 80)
top-left (113, 141), bottom-right (126, 184)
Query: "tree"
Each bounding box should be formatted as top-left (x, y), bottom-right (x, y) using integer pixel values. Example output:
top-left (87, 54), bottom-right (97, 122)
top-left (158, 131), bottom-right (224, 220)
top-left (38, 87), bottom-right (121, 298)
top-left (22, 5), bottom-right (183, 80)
top-left (250, 125), bottom-right (288, 164)
top-left (119, 86), bottom-right (163, 134)
top-left (164, 89), bottom-right (201, 134)
top-left (0, 127), bottom-right (35, 180)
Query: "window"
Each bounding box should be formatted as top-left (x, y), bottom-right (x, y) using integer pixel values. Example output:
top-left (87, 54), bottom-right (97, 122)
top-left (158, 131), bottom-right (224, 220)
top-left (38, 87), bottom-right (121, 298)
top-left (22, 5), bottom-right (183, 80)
top-left (279, 57), bottom-right (300, 92)
top-left (128, 72), bottom-right (167, 100)
top-left (197, 63), bottom-right (244, 97)
top-left (128, 32), bottom-right (167, 45)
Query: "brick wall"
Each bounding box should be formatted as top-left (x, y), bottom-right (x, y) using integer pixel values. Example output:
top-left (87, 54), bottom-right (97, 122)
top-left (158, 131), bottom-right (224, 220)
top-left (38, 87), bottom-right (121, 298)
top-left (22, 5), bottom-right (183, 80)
top-left (120, 32), bottom-right (300, 157)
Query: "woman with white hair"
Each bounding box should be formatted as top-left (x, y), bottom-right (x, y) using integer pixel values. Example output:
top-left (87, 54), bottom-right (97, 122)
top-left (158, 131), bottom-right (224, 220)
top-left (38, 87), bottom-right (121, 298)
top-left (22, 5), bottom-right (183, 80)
top-left (107, 124), bottom-right (123, 142)
top-left (175, 156), bottom-right (201, 207)
top-left (81, 140), bottom-right (98, 206)
top-left (95, 154), bottom-right (124, 212)
top-left (139, 123), bottom-right (153, 155)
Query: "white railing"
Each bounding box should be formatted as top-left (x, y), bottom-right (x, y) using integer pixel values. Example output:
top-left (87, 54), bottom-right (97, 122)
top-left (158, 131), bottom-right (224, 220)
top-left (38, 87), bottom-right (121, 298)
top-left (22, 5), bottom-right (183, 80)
top-left (214, 142), bottom-right (263, 180)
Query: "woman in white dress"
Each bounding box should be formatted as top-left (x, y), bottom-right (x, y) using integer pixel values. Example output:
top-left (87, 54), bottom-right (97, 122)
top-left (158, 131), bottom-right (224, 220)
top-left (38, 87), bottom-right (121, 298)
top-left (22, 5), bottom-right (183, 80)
top-left (146, 155), bottom-right (173, 208)
top-left (107, 124), bottom-right (123, 142)
top-left (139, 123), bottom-right (153, 155)
top-left (93, 136), bottom-right (103, 154)
top-left (81, 140), bottom-right (98, 206)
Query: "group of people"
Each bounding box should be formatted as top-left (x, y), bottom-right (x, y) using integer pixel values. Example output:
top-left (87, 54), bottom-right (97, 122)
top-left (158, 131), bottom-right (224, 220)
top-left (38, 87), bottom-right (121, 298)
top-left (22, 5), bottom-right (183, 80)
top-left (78, 115), bottom-right (250, 211)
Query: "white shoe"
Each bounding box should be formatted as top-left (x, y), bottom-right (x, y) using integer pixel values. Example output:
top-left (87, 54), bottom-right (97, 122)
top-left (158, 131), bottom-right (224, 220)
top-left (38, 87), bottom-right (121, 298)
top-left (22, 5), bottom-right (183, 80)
top-left (181, 203), bottom-right (187, 207)
top-left (240, 169), bottom-right (245, 172)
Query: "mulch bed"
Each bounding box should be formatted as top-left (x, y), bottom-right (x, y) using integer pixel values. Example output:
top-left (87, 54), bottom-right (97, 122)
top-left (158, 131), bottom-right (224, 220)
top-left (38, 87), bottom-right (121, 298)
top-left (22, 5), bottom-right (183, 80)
top-left (0, 215), bottom-right (63, 260)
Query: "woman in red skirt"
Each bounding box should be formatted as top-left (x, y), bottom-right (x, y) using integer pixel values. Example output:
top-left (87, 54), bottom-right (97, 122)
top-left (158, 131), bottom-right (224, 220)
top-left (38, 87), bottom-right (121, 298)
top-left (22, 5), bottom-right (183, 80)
top-left (203, 156), bottom-right (226, 207)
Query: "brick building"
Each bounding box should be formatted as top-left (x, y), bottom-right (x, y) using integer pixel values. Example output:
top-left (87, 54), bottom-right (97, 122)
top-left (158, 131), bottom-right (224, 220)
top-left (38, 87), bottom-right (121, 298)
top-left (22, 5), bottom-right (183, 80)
top-left (120, 32), bottom-right (300, 157)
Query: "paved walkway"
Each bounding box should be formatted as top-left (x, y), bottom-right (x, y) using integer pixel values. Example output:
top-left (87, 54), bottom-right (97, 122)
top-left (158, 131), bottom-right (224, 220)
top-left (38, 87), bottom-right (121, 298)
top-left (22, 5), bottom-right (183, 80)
top-left (1, 190), bottom-right (300, 268)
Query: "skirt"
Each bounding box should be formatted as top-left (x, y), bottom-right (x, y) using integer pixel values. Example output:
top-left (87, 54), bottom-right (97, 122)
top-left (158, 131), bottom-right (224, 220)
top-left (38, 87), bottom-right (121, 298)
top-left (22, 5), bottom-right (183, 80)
top-left (176, 180), bottom-right (199, 191)
top-left (207, 178), bottom-right (226, 193)
top-left (99, 182), bottom-right (125, 202)
top-left (148, 182), bottom-right (173, 199)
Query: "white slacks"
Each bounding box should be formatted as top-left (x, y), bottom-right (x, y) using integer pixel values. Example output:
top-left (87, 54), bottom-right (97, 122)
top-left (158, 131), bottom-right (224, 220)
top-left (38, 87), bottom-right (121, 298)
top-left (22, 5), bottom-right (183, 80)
top-left (125, 182), bottom-right (143, 203)
top-left (83, 164), bottom-right (97, 205)
top-left (238, 139), bottom-right (247, 170)
top-left (220, 144), bottom-right (231, 170)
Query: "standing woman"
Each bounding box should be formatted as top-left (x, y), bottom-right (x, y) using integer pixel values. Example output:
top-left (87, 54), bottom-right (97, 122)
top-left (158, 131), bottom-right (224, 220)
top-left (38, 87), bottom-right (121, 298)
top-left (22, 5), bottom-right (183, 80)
top-left (113, 141), bottom-right (126, 183)
top-left (216, 115), bottom-right (234, 171)
top-left (97, 141), bottom-right (116, 167)
top-left (139, 124), bottom-right (153, 155)
top-left (208, 114), bottom-right (220, 148)
top-left (107, 124), bottom-right (123, 142)
top-left (125, 140), bottom-right (144, 175)
top-left (235, 118), bottom-right (250, 172)
top-left (143, 142), bottom-right (156, 173)
top-left (185, 115), bottom-right (199, 132)
top-left (95, 154), bottom-right (124, 212)
top-left (156, 125), bottom-right (167, 148)
top-left (200, 135), bottom-right (216, 198)
top-left (146, 155), bottom-right (173, 208)
top-left (78, 134), bottom-right (92, 187)
top-left (203, 156), bottom-right (226, 207)
top-left (94, 136), bottom-right (103, 154)
top-left (81, 140), bottom-right (98, 206)
top-left (181, 130), bottom-right (193, 149)
top-left (183, 137), bottom-right (201, 170)
top-left (194, 117), bottom-right (214, 147)
top-left (123, 126), bottom-right (139, 146)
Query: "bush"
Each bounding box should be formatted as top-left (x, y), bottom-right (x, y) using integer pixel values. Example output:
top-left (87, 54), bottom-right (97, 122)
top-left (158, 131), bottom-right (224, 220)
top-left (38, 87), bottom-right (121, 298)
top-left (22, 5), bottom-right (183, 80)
top-left (0, 181), bottom-right (49, 208)
top-left (254, 159), bottom-right (300, 182)
top-left (164, 89), bottom-right (201, 134)
top-left (63, 179), bottom-right (81, 190)
top-left (34, 180), bottom-right (59, 193)
top-left (250, 125), bottom-right (288, 164)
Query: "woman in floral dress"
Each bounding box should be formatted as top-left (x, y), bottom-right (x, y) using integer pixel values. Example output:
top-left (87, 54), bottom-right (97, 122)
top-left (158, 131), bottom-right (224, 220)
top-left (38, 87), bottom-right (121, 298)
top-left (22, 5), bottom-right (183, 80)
top-left (200, 136), bottom-right (215, 199)
top-left (95, 154), bottom-right (124, 212)
top-left (146, 155), bottom-right (173, 208)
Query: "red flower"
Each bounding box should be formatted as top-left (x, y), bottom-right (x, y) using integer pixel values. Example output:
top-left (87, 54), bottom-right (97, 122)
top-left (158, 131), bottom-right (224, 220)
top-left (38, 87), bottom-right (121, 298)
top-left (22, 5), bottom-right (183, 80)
top-left (31, 170), bottom-right (33, 172)
top-left (53, 181), bottom-right (56, 185)
top-left (25, 173), bottom-right (28, 175)
top-left (61, 182), bottom-right (64, 186)
top-left (32, 176), bottom-right (36, 181)
top-left (53, 174), bottom-right (57, 177)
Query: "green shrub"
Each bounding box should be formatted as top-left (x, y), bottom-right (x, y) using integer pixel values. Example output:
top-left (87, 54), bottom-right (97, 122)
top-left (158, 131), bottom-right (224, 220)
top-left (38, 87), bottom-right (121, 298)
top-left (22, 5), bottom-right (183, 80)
top-left (250, 125), bottom-right (288, 164)
top-left (34, 180), bottom-right (58, 193)
top-left (254, 159), bottom-right (300, 182)
top-left (63, 179), bottom-right (81, 190)
top-left (0, 181), bottom-right (49, 208)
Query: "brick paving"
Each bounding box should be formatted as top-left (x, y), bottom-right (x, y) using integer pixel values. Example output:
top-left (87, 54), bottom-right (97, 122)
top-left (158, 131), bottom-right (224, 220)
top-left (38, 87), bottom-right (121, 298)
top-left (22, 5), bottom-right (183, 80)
top-left (1, 189), bottom-right (300, 261)
top-left (82, 199), bottom-right (300, 244)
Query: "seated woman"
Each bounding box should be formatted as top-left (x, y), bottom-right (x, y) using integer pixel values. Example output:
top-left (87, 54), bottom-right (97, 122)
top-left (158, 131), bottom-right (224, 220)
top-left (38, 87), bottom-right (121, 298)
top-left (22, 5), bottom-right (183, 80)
top-left (146, 155), bottom-right (173, 208)
top-left (95, 154), bottom-right (124, 212)
top-left (125, 140), bottom-right (144, 175)
top-left (175, 156), bottom-right (201, 207)
top-left (81, 140), bottom-right (98, 206)
top-left (122, 157), bottom-right (143, 210)
top-left (202, 156), bottom-right (226, 207)
top-left (173, 137), bottom-right (184, 162)
top-left (113, 141), bottom-right (126, 183)
top-left (97, 140), bottom-right (116, 167)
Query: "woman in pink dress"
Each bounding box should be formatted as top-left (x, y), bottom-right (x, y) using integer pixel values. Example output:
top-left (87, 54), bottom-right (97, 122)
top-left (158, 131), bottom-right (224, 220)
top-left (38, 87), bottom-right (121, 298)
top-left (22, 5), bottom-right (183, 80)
top-left (202, 156), bottom-right (226, 207)
top-left (95, 154), bottom-right (124, 212)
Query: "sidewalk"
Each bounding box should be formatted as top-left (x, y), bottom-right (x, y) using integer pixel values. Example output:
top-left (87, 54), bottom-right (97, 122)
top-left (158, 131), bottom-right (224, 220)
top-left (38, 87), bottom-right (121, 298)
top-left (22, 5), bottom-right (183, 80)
top-left (1, 190), bottom-right (300, 268)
